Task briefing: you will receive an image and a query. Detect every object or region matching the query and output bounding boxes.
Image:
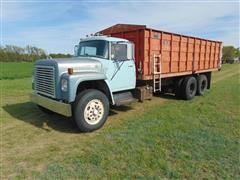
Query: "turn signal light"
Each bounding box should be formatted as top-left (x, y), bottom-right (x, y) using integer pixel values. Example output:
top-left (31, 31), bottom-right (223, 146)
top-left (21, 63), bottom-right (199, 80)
top-left (68, 68), bottom-right (74, 75)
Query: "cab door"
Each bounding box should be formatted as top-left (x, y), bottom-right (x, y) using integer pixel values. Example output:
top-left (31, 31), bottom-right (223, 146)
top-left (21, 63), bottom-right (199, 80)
top-left (103, 42), bottom-right (136, 92)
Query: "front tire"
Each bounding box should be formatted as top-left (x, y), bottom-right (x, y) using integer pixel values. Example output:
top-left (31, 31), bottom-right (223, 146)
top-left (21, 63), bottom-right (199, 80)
top-left (73, 89), bottom-right (109, 132)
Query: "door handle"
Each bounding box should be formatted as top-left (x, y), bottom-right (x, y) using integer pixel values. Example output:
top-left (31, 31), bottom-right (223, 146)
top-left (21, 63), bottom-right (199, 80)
top-left (128, 65), bottom-right (133, 67)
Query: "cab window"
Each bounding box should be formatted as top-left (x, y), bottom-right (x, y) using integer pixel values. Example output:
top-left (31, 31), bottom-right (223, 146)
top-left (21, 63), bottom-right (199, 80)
top-left (111, 43), bottom-right (127, 61)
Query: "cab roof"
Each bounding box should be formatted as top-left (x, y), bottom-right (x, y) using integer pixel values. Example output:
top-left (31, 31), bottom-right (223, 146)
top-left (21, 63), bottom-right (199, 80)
top-left (80, 35), bottom-right (128, 42)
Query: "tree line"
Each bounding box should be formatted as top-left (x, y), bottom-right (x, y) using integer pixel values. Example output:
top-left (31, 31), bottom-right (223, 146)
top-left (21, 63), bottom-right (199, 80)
top-left (222, 46), bottom-right (240, 63)
top-left (0, 45), bottom-right (72, 62)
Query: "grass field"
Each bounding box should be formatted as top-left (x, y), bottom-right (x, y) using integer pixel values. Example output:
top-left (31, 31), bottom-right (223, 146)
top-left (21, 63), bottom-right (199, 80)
top-left (0, 63), bottom-right (239, 179)
top-left (0, 62), bottom-right (33, 80)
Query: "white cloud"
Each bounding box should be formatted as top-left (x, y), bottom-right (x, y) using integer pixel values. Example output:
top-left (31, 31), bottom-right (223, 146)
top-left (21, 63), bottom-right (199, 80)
top-left (1, 2), bottom-right (30, 21)
top-left (2, 1), bottom-right (239, 53)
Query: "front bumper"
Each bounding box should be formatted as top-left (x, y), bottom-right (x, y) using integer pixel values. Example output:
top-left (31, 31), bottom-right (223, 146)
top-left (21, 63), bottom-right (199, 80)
top-left (30, 92), bottom-right (72, 117)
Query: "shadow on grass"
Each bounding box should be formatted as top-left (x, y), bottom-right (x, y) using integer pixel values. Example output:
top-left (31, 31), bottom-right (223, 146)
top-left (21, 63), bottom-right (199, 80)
top-left (3, 102), bottom-right (79, 133)
top-left (3, 101), bottom-right (133, 133)
top-left (154, 92), bottom-right (179, 100)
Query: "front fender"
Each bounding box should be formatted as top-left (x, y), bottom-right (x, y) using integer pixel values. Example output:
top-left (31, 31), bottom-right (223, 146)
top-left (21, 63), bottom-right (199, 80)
top-left (61, 72), bottom-right (113, 103)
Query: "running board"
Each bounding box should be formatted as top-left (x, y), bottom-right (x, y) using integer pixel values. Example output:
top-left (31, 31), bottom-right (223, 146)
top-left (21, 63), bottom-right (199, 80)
top-left (113, 92), bottom-right (137, 106)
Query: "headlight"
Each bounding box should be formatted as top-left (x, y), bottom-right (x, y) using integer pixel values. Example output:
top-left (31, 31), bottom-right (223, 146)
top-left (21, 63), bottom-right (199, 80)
top-left (61, 79), bottom-right (68, 91)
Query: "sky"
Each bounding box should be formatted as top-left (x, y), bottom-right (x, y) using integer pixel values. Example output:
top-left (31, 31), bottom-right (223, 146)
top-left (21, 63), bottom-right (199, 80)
top-left (1, 0), bottom-right (239, 54)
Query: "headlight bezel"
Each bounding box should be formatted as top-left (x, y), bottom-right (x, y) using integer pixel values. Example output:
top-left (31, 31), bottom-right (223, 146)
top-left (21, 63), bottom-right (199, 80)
top-left (61, 79), bottom-right (68, 92)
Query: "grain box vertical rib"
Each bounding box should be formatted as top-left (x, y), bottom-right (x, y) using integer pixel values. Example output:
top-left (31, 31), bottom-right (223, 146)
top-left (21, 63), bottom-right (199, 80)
top-left (199, 39), bottom-right (202, 70)
top-left (213, 42), bottom-right (216, 68)
top-left (161, 31), bottom-right (163, 73)
top-left (209, 42), bottom-right (212, 68)
top-left (179, 36), bottom-right (182, 72)
top-left (193, 38), bottom-right (196, 72)
top-left (186, 37), bottom-right (189, 71)
top-left (170, 34), bottom-right (173, 73)
top-left (218, 42), bottom-right (222, 68)
top-left (204, 41), bottom-right (207, 69)
top-left (149, 29), bottom-right (152, 75)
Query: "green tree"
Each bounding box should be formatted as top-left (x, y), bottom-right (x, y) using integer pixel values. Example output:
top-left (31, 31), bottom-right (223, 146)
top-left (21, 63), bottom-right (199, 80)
top-left (49, 53), bottom-right (72, 58)
top-left (234, 48), bottom-right (240, 58)
top-left (222, 46), bottom-right (240, 63)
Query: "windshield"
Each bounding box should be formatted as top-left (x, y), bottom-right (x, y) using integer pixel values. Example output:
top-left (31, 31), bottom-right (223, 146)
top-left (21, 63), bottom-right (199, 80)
top-left (77, 40), bottom-right (108, 59)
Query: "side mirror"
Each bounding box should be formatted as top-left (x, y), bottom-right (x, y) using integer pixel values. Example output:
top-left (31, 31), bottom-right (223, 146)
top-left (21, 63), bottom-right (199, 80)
top-left (74, 45), bottom-right (79, 57)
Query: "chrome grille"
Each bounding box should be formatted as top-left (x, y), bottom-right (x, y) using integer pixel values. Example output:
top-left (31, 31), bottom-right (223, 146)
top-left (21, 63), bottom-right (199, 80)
top-left (35, 66), bottom-right (55, 98)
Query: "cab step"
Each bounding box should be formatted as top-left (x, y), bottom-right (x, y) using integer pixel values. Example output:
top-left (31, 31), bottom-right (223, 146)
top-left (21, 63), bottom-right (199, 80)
top-left (113, 92), bottom-right (137, 106)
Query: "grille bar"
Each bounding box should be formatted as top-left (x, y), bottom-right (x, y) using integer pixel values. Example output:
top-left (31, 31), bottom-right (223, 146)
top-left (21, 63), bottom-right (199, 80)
top-left (35, 66), bottom-right (56, 98)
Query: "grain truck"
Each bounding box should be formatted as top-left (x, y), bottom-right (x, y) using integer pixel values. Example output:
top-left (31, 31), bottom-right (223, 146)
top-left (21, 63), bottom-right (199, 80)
top-left (30, 24), bottom-right (222, 132)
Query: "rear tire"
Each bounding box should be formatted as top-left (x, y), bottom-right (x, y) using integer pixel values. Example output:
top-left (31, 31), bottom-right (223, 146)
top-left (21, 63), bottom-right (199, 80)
top-left (197, 74), bottom-right (208, 96)
top-left (73, 89), bottom-right (109, 132)
top-left (174, 78), bottom-right (184, 99)
top-left (182, 76), bottom-right (197, 100)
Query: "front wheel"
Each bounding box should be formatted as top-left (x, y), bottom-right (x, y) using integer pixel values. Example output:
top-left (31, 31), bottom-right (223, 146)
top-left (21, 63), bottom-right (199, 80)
top-left (73, 89), bottom-right (109, 132)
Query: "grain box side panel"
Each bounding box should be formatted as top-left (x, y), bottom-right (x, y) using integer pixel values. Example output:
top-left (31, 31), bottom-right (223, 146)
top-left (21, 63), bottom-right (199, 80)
top-left (179, 37), bottom-right (188, 71)
top-left (138, 29), bottom-right (146, 80)
top-left (199, 40), bottom-right (206, 70)
top-left (171, 34), bottom-right (181, 73)
top-left (161, 33), bottom-right (171, 74)
top-left (193, 39), bottom-right (200, 71)
top-left (143, 29), bottom-right (151, 78)
top-left (215, 42), bottom-right (221, 68)
top-left (144, 29), bottom-right (163, 79)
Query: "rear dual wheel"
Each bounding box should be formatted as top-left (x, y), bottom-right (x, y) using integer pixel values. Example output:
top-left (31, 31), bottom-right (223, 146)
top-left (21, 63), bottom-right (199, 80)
top-left (197, 74), bottom-right (208, 96)
top-left (175, 78), bottom-right (184, 98)
top-left (182, 76), bottom-right (197, 100)
top-left (175, 74), bottom-right (208, 100)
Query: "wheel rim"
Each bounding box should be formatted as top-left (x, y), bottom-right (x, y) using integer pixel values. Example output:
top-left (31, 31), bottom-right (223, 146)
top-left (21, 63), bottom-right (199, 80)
top-left (189, 83), bottom-right (195, 94)
top-left (84, 99), bottom-right (104, 125)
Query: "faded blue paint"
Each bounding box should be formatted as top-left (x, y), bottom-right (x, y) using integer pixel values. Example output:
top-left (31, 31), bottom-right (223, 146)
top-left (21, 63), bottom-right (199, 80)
top-left (100, 58), bottom-right (136, 92)
top-left (32, 36), bottom-right (136, 106)
top-left (59, 58), bottom-right (136, 103)
top-left (61, 72), bottom-right (107, 102)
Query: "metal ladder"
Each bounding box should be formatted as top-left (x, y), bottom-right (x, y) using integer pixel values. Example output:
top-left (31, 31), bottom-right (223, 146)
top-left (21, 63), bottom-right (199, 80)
top-left (153, 54), bottom-right (162, 92)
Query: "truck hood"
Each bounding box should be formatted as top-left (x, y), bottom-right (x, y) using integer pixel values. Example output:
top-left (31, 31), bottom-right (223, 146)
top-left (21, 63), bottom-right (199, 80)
top-left (35, 57), bottom-right (103, 74)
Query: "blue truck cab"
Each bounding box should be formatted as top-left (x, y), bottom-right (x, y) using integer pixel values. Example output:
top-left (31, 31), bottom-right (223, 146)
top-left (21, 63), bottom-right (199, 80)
top-left (30, 35), bottom-right (137, 131)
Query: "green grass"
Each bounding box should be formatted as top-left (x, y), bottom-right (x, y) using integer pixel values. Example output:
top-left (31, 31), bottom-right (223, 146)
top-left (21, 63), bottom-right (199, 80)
top-left (0, 62), bottom-right (33, 80)
top-left (1, 64), bottom-right (239, 179)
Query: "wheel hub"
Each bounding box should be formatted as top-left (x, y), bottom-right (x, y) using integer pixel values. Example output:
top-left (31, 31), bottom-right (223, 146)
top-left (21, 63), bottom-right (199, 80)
top-left (93, 109), bottom-right (98, 116)
top-left (84, 99), bottom-right (104, 125)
